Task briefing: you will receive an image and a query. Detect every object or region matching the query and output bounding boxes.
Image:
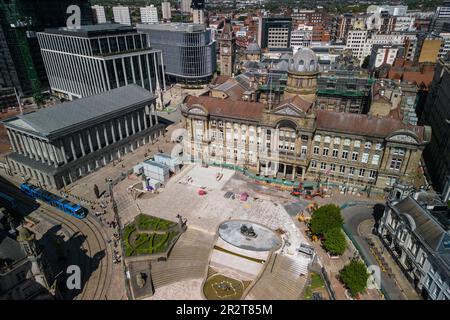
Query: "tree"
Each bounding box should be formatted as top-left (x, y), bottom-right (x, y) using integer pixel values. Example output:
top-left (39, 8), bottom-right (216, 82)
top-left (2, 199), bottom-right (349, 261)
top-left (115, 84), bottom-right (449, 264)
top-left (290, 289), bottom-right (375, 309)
top-left (340, 260), bottom-right (369, 297)
top-left (361, 55), bottom-right (370, 69)
top-left (310, 204), bottom-right (344, 235)
top-left (323, 228), bottom-right (347, 256)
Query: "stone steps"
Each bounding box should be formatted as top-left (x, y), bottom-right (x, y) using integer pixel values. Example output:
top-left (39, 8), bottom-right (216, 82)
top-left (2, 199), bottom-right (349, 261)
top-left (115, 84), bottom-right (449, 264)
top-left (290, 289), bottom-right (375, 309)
top-left (247, 254), bottom-right (308, 300)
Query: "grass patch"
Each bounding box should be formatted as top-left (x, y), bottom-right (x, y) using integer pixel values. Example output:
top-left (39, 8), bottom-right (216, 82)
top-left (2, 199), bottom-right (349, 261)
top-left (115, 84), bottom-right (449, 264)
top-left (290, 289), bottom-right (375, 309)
top-left (303, 272), bottom-right (325, 300)
top-left (123, 214), bottom-right (180, 257)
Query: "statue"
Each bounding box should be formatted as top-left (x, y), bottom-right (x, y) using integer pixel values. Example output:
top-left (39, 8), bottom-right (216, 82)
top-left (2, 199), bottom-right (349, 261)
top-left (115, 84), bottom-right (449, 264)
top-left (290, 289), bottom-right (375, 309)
top-left (240, 224), bottom-right (257, 238)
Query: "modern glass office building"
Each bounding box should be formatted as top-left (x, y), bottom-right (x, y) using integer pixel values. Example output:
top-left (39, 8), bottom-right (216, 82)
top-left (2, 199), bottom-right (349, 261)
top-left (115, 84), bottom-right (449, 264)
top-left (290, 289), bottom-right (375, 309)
top-left (137, 23), bottom-right (216, 84)
top-left (0, 0), bottom-right (93, 97)
top-left (37, 24), bottom-right (166, 100)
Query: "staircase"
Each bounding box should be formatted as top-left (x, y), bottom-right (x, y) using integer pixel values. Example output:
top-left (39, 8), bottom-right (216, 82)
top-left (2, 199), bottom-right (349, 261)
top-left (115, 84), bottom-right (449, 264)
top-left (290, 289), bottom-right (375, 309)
top-left (150, 229), bottom-right (213, 289)
top-left (246, 254), bottom-right (309, 300)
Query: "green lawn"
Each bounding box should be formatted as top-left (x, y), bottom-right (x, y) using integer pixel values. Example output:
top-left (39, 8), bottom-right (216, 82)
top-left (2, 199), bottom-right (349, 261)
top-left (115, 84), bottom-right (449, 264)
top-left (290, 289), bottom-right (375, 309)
top-left (123, 214), bottom-right (179, 257)
top-left (303, 272), bottom-right (325, 300)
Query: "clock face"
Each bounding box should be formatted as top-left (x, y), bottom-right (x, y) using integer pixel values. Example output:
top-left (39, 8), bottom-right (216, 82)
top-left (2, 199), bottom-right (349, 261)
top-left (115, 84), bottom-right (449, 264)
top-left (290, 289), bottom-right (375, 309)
top-left (223, 47), bottom-right (229, 54)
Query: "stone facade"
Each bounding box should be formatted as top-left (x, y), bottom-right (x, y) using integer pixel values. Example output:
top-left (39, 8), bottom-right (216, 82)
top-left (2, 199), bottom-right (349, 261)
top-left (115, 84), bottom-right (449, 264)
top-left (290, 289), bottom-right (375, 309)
top-left (181, 95), bottom-right (431, 190)
top-left (3, 85), bottom-right (164, 189)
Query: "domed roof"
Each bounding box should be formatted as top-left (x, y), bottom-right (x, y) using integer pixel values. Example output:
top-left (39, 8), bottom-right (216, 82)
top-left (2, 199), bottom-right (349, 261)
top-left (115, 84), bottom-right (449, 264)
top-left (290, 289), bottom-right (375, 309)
top-left (245, 42), bottom-right (261, 54)
top-left (288, 47), bottom-right (318, 73)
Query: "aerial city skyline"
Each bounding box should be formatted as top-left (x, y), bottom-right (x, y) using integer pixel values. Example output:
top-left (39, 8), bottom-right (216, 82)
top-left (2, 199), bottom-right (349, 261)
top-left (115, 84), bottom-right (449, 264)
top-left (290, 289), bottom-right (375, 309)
top-left (0, 0), bottom-right (449, 305)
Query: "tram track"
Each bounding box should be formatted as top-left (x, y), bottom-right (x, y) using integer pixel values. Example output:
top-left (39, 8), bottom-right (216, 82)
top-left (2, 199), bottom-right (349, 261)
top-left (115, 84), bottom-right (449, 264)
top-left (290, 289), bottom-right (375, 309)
top-left (0, 178), bottom-right (113, 300)
top-left (33, 208), bottom-right (113, 300)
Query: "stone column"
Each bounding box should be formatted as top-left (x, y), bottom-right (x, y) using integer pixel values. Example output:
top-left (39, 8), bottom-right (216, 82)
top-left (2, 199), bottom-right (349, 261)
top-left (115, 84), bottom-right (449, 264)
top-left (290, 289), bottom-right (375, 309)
top-left (111, 121), bottom-right (116, 143)
top-left (137, 111), bottom-right (142, 132)
top-left (23, 136), bottom-right (35, 159)
top-left (143, 108), bottom-right (149, 129)
top-left (69, 136), bottom-right (77, 160)
top-left (30, 137), bottom-right (41, 160)
top-left (96, 127), bottom-right (102, 149)
top-left (292, 165), bottom-right (296, 180)
top-left (104, 124), bottom-right (109, 146)
top-left (6, 129), bottom-right (17, 152)
top-left (131, 112), bottom-right (136, 134)
top-left (153, 104), bottom-right (158, 124)
top-left (125, 115), bottom-right (130, 137)
top-left (302, 167), bottom-right (305, 180)
top-left (11, 131), bottom-right (23, 154)
top-left (79, 133), bottom-right (86, 156)
top-left (40, 140), bottom-right (52, 165)
top-left (60, 139), bottom-right (68, 164)
top-left (51, 144), bottom-right (59, 167)
top-left (87, 130), bottom-right (94, 153)
top-left (118, 119), bottom-right (124, 140)
top-left (36, 139), bottom-right (47, 163)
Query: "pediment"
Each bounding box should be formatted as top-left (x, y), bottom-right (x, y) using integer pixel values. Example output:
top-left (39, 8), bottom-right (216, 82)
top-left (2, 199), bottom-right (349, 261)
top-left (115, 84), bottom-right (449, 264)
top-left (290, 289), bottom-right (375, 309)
top-left (272, 104), bottom-right (305, 117)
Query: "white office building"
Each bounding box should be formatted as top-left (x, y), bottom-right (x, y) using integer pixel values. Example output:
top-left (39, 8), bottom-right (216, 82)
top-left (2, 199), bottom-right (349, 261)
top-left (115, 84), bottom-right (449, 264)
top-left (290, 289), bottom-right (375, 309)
top-left (140, 5), bottom-right (159, 24)
top-left (181, 0), bottom-right (192, 13)
top-left (37, 24), bottom-right (166, 100)
top-left (113, 6), bottom-right (132, 25)
top-left (290, 25), bottom-right (313, 48)
top-left (161, 2), bottom-right (172, 20)
top-left (345, 30), bottom-right (368, 62)
top-left (92, 5), bottom-right (107, 24)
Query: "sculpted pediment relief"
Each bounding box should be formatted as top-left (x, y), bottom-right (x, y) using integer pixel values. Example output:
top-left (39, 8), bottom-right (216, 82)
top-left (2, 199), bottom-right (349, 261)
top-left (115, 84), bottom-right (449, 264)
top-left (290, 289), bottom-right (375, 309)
top-left (272, 104), bottom-right (305, 117)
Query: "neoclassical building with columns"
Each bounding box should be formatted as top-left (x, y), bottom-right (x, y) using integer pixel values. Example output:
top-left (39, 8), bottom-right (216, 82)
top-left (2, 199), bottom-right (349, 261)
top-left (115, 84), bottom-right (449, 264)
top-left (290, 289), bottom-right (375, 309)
top-left (3, 85), bottom-right (163, 189)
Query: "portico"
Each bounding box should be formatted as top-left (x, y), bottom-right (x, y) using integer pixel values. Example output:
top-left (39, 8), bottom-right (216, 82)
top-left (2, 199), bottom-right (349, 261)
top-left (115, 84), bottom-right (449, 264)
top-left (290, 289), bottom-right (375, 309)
top-left (3, 85), bottom-right (163, 189)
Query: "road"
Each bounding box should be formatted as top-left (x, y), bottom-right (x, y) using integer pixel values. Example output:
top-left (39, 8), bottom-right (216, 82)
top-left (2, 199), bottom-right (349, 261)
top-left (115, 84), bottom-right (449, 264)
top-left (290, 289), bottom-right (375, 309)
top-left (342, 204), bottom-right (415, 300)
top-left (0, 176), bottom-right (113, 300)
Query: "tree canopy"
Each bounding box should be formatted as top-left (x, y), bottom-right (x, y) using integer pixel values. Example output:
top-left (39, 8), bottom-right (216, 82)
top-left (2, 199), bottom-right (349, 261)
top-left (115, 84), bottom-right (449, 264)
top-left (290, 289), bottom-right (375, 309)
top-left (310, 204), bottom-right (344, 236)
top-left (340, 260), bottom-right (369, 297)
top-left (323, 228), bottom-right (347, 256)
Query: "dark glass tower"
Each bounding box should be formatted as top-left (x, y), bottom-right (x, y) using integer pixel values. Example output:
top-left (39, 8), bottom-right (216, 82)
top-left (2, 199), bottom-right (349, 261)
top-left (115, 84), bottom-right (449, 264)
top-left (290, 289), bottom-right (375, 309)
top-left (0, 0), bottom-right (93, 97)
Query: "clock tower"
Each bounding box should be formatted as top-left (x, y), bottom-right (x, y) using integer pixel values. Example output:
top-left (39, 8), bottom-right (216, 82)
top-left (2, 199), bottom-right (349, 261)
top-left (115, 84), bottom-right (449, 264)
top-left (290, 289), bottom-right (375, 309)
top-left (218, 18), bottom-right (235, 76)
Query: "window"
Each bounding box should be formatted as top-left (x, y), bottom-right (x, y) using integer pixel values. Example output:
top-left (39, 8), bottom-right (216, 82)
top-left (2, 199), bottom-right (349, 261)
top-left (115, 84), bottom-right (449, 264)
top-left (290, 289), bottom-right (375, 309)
top-left (372, 154), bottom-right (380, 165)
top-left (218, 121), bottom-right (223, 127)
top-left (352, 152), bottom-right (359, 161)
top-left (365, 142), bottom-right (372, 149)
top-left (320, 162), bottom-right (327, 170)
top-left (339, 165), bottom-right (346, 173)
top-left (332, 149), bottom-right (339, 158)
top-left (313, 146), bottom-right (320, 155)
top-left (311, 160), bottom-right (317, 168)
top-left (369, 170), bottom-right (377, 179)
top-left (334, 137), bottom-right (341, 144)
top-left (375, 143), bottom-right (382, 150)
top-left (390, 158), bottom-right (402, 170)
top-left (358, 168), bottom-right (366, 177)
top-left (330, 163), bottom-right (336, 172)
top-left (324, 136), bottom-right (331, 143)
top-left (393, 147), bottom-right (405, 156)
top-left (349, 167), bottom-right (355, 175)
top-left (314, 135), bottom-right (321, 142)
top-left (342, 151), bottom-right (348, 160)
top-left (344, 138), bottom-right (351, 146)
top-left (322, 148), bottom-right (329, 156)
top-left (354, 140), bottom-right (361, 148)
top-left (361, 153), bottom-right (369, 163)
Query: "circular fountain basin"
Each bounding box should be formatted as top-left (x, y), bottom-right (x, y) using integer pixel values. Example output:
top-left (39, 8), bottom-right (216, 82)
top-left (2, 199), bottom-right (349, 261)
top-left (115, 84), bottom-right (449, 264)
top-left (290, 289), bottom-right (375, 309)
top-left (218, 220), bottom-right (282, 252)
